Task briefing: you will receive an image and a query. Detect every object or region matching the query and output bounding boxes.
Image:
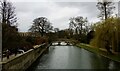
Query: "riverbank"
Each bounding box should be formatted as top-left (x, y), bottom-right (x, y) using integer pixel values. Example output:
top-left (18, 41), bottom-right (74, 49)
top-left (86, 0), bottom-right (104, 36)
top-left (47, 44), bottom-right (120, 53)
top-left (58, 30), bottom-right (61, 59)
top-left (76, 43), bottom-right (120, 63)
top-left (1, 43), bottom-right (50, 71)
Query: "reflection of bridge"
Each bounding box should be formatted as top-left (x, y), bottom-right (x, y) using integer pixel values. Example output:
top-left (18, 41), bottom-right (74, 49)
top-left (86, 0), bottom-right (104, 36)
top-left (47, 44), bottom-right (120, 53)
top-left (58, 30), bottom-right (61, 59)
top-left (51, 42), bottom-right (73, 46)
top-left (51, 39), bottom-right (73, 46)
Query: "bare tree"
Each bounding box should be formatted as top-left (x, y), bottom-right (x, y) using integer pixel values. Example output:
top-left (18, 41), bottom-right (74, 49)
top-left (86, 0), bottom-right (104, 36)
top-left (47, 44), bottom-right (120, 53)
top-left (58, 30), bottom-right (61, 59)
top-left (54, 28), bottom-right (59, 33)
top-left (29, 17), bottom-right (53, 36)
top-left (75, 16), bottom-right (88, 35)
top-left (0, 0), bottom-right (17, 26)
top-left (69, 16), bottom-right (88, 35)
top-left (118, 1), bottom-right (120, 18)
top-left (96, 0), bottom-right (115, 20)
top-left (69, 17), bottom-right (77, 35)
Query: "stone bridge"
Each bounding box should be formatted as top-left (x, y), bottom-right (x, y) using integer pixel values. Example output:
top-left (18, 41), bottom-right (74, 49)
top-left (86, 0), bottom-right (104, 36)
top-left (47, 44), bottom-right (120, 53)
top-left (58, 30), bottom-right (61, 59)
top-left (51, 39), bottom-right (74, 46)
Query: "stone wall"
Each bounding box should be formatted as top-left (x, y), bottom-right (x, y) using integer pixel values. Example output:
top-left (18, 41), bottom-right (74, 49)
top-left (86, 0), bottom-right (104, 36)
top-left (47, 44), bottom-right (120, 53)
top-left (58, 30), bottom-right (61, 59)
top-left (2, 44), bottom-right (48, 71)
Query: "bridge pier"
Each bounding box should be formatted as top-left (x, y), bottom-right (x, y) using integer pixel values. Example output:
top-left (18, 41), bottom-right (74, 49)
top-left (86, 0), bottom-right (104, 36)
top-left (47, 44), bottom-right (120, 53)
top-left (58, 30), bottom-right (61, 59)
top-left (66, 42), bottom-right (70, 45)
top-left (51, 41), bottom-right (72, 46)
top-left (58, 41), bottom-right (61, 45)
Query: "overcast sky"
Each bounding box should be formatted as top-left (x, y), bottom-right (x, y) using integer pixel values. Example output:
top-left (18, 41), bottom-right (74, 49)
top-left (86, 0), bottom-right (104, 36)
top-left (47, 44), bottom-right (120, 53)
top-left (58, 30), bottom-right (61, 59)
top-left (9, 0), bottom-right (119, 32)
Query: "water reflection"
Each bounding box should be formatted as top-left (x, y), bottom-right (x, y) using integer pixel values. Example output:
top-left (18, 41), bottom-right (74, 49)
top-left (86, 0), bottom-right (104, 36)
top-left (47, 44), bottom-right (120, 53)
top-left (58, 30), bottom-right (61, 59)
top-left (52, 42), bottom-right (72, 46)
top-left (29, 43), bottom-right (120, 70)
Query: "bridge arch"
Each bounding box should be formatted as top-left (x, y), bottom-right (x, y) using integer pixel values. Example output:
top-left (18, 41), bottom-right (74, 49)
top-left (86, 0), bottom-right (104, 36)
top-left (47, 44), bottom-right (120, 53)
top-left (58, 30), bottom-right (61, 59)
top-left (51, 39), bottom-right (73, 46)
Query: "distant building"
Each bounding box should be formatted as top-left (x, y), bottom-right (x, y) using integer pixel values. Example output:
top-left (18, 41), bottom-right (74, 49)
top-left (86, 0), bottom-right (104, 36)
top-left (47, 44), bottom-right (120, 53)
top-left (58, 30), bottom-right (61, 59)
top-left (19, 32), bottom-right (40, 37)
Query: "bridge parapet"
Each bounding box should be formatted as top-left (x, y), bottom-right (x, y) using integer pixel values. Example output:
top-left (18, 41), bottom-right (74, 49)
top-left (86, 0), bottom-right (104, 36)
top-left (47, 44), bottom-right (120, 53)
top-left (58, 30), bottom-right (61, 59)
top-left (51, 41), bottom-right (73, 46)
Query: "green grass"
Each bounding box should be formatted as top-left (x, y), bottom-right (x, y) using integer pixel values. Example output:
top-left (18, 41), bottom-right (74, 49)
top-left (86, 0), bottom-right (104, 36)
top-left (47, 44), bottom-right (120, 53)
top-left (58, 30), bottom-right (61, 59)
top-left (76, 43), bottom-right (120, 62)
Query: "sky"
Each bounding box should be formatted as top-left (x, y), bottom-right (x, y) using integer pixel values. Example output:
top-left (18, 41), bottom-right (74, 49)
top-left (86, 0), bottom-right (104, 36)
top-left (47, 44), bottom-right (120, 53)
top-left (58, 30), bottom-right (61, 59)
top-left (8, 0), bottom-right (119, 32)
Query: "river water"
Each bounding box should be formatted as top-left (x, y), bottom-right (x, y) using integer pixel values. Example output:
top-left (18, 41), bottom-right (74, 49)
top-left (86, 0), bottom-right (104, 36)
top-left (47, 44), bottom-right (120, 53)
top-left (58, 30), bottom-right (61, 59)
top-left (28, 42), bottom-right (120, 70)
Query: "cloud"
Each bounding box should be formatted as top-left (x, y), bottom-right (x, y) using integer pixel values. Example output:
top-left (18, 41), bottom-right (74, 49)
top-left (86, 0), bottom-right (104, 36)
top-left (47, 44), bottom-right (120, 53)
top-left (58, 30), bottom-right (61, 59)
top-left (9, 0), bottom-right (120, 2)
top-left (48, 7), bottom-right (80, 20)
top-left (14, 2), bottom-right (82, 31)
top-left (9, 1), bottom-right (118, 32)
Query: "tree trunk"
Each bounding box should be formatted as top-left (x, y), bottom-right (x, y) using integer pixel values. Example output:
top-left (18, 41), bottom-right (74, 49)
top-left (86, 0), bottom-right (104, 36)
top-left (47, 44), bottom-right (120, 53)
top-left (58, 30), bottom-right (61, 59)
top-left (104, 2), bottom-right (107, 20)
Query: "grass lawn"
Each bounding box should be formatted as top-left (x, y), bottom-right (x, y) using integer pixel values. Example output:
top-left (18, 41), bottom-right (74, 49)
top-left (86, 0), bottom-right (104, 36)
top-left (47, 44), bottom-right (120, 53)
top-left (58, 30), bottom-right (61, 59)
top-left (76, 43), bottom-right (120, 63)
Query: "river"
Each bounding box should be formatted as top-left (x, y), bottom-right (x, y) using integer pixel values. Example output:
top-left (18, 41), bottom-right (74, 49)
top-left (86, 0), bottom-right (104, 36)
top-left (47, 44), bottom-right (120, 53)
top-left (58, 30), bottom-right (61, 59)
top-left (28, 42), bottom-right (120, 70)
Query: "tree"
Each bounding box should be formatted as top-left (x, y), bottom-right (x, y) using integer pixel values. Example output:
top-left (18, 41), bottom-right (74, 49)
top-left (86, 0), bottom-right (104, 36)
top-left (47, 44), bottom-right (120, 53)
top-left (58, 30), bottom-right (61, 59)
top-left (119, 1), bottom-right (120, 17)
top-left (69, 17), bottom-right (75, 37)
top-left (69, 17), bottom-right (75, 30)
top-left (90, 17), bottom-right (120, 53)
top-left (75, 16), bottom-right (88, 35)
top-left (69, 16), bottom-right (88, 35)
top-left (69, 16), bottom-right (88, 41)
top-left (2, 23), bottom-right (20, 51)
top-left (87, 30), bottom-right (95, 44)
top-left (54, 28), bottom-right (59, 33)
top-left (29, 17), bottom-right (53, 36)
top-left (96, 0), bottom-right (115, 20)
top-left (0, 0), bottom-right (17, 25)
top-left (1, 0), bottom-right (19, 51)
top-left (53, 28), bottom-right (59, 39)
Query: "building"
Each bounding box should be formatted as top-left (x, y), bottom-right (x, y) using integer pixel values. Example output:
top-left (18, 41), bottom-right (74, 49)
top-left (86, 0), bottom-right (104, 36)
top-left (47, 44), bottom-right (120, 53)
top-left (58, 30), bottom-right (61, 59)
top-left (19, 32), bottom-right (40, 37)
